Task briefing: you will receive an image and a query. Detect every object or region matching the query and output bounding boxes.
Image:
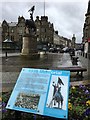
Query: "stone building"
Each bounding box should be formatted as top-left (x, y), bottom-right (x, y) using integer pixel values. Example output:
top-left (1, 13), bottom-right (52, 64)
top-left (0, 23), bottom-right (2, 49)
top-left (82, 0), bottom-right (90, 58)
top-left (54, 32), bottom-right (71, 48)
top-left (54, 31), bottom-right (61, 47)
top-left (2, 16), bottom-right (54, 50)
top-left (16, 16), bottom-right (25, 48)
top-left (2, 16), bottom-right (25, 49)
top-left (60, 36), bottom-right (72, 48)
top-left (2, 15), bottom-right (73, 51)
top-left (35, 16), bottom-right (54, 50)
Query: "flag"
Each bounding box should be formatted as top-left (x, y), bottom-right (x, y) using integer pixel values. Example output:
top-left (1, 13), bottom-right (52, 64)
top-left (58, 77), bottom-right (64, 85)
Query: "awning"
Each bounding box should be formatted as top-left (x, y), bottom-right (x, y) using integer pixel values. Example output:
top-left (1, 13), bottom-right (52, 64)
top-left (3, 39), bottom-right (13, 42)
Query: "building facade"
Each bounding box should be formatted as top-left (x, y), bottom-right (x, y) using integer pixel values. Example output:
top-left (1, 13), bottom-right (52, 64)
top-left (2, 15), bottom-right (73, 51)
top-left (54, 32), bottom-right (72, 49)
top-left (2, 16), bottom-right (25, 49)
top-left (35, 16), bottom-right (54, 50)
top-left (82, 0), bottom-right (90, 59)
top-left (0, 23), bottom-right (2, 49)
top-left (2, 16), bottom-right (54, 50)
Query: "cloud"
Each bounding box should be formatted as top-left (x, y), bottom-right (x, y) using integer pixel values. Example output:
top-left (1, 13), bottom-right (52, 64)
top-left (44, 2), bottom-right (87, 42)
top-left (1, 1), bottom-right (89, 43)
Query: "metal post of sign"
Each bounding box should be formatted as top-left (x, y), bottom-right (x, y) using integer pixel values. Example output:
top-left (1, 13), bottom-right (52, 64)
top-left (15, 111), bottom-right (21, 120)
top-left (33, 114), bottom-right (37, 120)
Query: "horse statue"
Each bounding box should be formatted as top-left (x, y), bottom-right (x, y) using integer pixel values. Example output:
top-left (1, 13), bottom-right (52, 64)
top-left (48, 86), bottom-right (63, 109)
top-left (25, 19), bottom-right (36, 33)
top-left (48, 77), bottom-right (64, 109)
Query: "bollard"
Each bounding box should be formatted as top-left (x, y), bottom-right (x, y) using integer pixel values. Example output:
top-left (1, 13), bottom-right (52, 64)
top-left (86, 53), bottom-right (87, 58)
top-left (83, 52), bottom-right (84, 57)
top-left (5, 51), bottom-right (7, 58)
top-left (81, 52), bottom-right (82, 56)
top-left (15, 111), bottom-right (21, 120)
top-left (72, 57), bottom-right (78, 65)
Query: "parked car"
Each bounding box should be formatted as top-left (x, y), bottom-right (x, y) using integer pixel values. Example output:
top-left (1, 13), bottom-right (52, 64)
top-left (49, 47), bottom-right (58, 53)
top-left (69, 48), bottom-right (75, 56)
top-left (62, 47), bottom-right (69, 52)
top-left (56, 47), bottom-right (64, 53)
top-left (42, 47), bottom-right (47, 51)
top-left (56, 47), bottom-right (61, 52)
top-left (49, 47), bottom-right (54, 52)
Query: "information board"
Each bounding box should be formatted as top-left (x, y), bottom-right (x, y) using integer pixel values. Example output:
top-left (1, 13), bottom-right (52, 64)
top-left (6, 68), bottom-right (70, 119)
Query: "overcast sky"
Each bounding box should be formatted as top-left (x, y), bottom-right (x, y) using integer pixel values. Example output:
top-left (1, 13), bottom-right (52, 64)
top-left (0, 0), bottom-right (89, 43)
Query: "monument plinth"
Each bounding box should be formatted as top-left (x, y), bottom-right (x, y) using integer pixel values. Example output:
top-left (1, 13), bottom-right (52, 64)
top-left (21, 6), bottom-right (39, 59)
top-left (21, 34), bottom-right (37, 54)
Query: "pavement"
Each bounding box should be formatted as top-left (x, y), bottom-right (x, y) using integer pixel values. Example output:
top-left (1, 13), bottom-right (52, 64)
top-left (1, 51), bottom-right (90, 92)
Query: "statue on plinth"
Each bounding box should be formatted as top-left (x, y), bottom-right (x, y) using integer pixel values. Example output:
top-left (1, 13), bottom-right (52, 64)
top-left (25, 6), bottom-right (36, 35)
top-left (21, 6), bottom-right (39, 59)
top-left (28, 5), bottom-right (35, 20)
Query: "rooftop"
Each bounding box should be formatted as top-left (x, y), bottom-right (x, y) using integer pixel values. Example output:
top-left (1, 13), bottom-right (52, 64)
top-left (8, 22), bottom-right (17, 27)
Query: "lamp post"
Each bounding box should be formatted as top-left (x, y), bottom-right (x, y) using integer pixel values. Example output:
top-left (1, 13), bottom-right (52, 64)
top-left (3, 39), bottom-right (13, 58)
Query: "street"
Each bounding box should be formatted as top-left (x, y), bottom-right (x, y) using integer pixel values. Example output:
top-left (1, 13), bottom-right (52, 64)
top-left (1, 52), bottom-right (89, 92)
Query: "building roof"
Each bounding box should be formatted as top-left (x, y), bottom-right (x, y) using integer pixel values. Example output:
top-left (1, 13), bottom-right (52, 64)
top-left (8, 22), bottom-right (17, 27)
top-left (3, 39), bottom-right (13, 42)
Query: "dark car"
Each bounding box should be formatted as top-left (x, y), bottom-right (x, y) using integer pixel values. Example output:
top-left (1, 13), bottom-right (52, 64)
top-left (49, 47), bottom-right (54, 52)
top-left (69, 48), bottom-right (75, 57)
top-left (49, 47), bottom-right (58, 53)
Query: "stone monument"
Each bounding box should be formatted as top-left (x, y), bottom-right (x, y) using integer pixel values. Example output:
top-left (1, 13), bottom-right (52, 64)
top-left (21, 6), bottom-right (39, 58)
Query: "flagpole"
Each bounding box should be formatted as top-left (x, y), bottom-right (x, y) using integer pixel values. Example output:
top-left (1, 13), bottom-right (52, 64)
top-left (44, 0), bottom-right (45, 16)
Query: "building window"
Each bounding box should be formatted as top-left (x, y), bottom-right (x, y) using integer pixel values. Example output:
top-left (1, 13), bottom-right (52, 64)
top-left (11, 36), bottom-right (14, 41)
top-left (41, 22), bottom-right (44, 25)
top-left (11, 29), bottom-right (14, 33)
top-left (42, 38), bottom-right (44, 42)
top-left (41, 28), bottom-right (45, 32)
top-left (37, 37), bottom-right (40, 42)
top-left (19, 30), bottom-right (22, 34)
top-left (37, 28), bottom-right (39, 32)
top-left (45, 37), bottom-right (47, 42)
top-left (86, 32), bottom-right (87, 37)
top-left (45, 29), bottom-right (46, 32)
top-left (38, 22), bottom-right (40, 25)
